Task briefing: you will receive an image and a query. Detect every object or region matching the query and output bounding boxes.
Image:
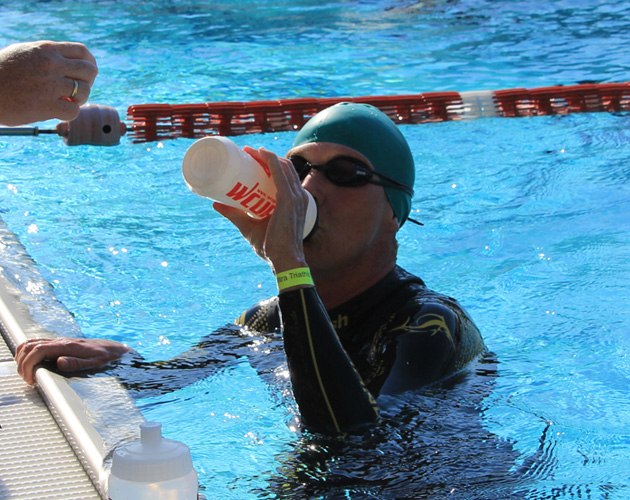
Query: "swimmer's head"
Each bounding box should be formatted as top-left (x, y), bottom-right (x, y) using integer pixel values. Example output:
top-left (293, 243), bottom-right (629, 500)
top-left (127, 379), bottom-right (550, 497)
top-left (293, 102), bottom-right (415, 227)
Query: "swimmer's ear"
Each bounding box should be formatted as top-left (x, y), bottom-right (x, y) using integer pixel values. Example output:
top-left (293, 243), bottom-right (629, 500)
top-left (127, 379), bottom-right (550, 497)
top-left (389, 211), bottom-right (401, 232)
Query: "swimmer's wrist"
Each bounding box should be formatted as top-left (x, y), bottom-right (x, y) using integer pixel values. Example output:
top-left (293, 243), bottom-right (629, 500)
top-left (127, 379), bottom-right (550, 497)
top-left (276, 267), bottom-right (314, 292)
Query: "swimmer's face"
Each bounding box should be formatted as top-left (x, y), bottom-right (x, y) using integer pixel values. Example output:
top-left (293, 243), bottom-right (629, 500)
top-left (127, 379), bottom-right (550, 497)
top-left (286, 142), bottom-right (399, 275)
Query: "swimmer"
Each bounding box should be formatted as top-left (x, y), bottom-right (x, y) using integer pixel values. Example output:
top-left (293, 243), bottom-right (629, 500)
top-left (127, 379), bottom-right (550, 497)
top-left (16, 103), bottom-right (486, 434)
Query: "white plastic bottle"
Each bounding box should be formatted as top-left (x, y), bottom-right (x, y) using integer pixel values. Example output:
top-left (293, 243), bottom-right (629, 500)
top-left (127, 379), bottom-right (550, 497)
top-left (108, 422), bottom-right (198, 500)
top-left (182, 136), bottom-right (318, 239)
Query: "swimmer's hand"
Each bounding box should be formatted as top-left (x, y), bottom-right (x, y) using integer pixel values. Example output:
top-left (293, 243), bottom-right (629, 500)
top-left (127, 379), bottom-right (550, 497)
top-left (16, 337), bottom-right (132, 385)
top-left (214, 146), bottom-right (309, 272)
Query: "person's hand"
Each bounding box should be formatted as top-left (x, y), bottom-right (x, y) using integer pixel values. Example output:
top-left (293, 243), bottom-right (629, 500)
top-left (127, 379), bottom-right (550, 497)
top-left (0, 40), bottom-right (98, 126)
top-left (214, 146), bottom-right (310, 273)
top-left (15, 337), bottom-right (132, 385)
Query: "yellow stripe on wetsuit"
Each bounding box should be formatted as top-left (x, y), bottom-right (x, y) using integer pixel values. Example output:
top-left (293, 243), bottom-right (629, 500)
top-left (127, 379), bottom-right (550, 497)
top-left (299, 288), bottom-right (341, 433)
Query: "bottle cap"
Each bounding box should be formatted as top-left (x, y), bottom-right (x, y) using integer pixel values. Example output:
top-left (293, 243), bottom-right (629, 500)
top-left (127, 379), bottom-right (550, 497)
top-left (110, 422), bottom-right (194, 483)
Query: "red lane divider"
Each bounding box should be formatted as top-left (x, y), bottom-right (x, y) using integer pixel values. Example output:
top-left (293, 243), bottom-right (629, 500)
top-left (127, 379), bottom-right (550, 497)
top-left (126, 83), bottom-right (630, 143)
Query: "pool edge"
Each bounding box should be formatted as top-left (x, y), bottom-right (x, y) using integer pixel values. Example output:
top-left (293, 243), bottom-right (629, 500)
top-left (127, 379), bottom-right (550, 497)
top-left (0, 268), bottom-right (144, 499)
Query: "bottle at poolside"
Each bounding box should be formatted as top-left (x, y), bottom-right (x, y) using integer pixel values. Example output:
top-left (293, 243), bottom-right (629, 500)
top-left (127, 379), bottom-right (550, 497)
top-left (108, 421), bottom-right (198, 500)
top-left (182, 136), bottom-right (318, 239)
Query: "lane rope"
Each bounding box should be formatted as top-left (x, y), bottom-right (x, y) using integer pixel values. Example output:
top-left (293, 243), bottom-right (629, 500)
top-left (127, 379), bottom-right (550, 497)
top-left (126, 82), bottom-right (630, 142)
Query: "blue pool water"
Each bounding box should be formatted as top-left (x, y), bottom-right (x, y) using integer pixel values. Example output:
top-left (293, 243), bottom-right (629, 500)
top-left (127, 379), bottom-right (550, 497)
top-left (1, 1), bottom-right (630, 498)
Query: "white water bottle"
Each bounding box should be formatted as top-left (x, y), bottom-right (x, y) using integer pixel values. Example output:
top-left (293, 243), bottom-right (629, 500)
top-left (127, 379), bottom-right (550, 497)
top-left (182, 136), bottom-right (318, 239)
top-left (108, 422), bottom-right (198, 500)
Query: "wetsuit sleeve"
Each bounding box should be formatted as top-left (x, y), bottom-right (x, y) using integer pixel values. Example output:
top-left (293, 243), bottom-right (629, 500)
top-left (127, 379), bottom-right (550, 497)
top-left (104, 300), bottom-right (281, 399)
top-left (378, 302), bottom-right (483, 395)
top-left (103, 324), bottom-right (264, 398)
top-left (279, 287), bottom-right (379, 434)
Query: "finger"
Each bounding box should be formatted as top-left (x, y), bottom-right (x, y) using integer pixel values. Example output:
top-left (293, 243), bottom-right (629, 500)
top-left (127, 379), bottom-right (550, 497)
top-left (15, 338), bottom-right (47, 365)
top-left (17, 339), bottom-right (88, 382)
top-left (57, 356), bottom-right (98, 372)
top-left (16, 341), bottom-right (49, 385)
top-left (56, 41), bottom-right (98, 68)
top-left (60, 77), bottom-right (90, 105)
top-left (15, 340), bottom-right (30, 361)
top-left (278, 156), bottom-right (304, 194)
top-left (243, 145), bottom-right (276, 175)
top-left (243, 145), bottom-right (261, 159)
top-left (277, 152), bottom-right (300, 181)
top-left (260, 149), bottom-right (300, 187)
top-left (258, 148), bottom-right (289, 189)
top-left (257, 150), bottom-right (297, 213)
top-left (55, 96), bottom-right (82, 121)
top-left (259, 148), bottom-right (307, 204)
top-left (64, 58), bottom-right (98, 86)
top-left (15, 342), bottom-right (31, 377)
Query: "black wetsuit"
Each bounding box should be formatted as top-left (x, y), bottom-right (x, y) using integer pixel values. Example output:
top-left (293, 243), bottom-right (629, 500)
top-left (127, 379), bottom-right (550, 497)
top-left (105, 266), bottom-right (539, 497)
top-left (234, 265), bottom-right (485, 434)
top-left (108, 265), bottom-right (484, 435)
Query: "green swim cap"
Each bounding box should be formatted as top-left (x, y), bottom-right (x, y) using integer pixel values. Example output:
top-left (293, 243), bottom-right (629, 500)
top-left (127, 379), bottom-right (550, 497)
top-left (293, 102), bottom-right (415, 227)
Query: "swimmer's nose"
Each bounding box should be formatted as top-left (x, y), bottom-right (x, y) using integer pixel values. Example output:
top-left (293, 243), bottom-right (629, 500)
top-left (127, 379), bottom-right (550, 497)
top-left (301, 169), bottom-right (327, 197)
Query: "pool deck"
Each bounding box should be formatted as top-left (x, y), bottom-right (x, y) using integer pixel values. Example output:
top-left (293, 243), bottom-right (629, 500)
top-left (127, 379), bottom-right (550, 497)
top-left (0, 339), bottom-right (102, 499)
top-left (0, 267), bottom-right (144, 499)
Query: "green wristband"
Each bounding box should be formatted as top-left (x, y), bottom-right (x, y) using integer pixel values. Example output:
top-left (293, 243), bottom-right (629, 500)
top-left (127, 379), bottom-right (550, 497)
top-left (276, 267), bottom-right (314, 291)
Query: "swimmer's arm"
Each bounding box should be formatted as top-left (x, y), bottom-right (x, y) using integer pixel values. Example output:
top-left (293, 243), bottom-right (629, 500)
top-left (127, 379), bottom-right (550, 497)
top-left (16, 327), bottom-right (264, 397)
top-left (378, 303), bottom-right (483, 395)
top-left (280, 287), bottom-right (379, 434)
top-left (104, 324), bottom-right (279, 397)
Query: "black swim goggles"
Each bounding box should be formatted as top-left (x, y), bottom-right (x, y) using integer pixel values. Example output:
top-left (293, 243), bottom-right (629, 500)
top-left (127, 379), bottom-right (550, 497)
top-left (289, 155), bottom-right (414, 196)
